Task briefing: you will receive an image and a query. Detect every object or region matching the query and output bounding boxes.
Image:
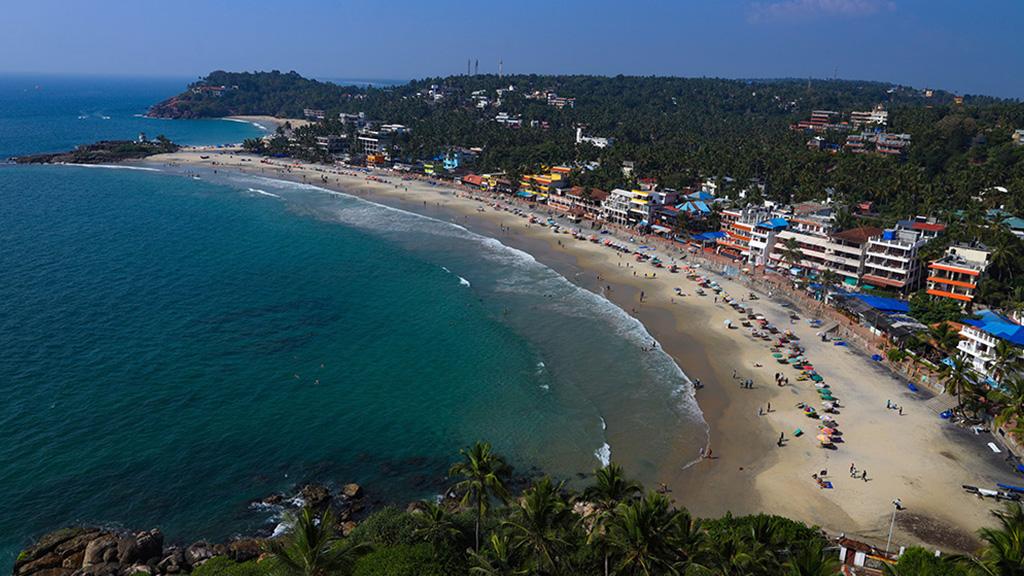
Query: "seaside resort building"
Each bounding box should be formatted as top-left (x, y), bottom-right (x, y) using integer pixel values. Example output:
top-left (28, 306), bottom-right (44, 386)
top-left (602, 188), bottom-right (653, 227)
top-left (861, 218), bottom-right (945, 294)
top-left (958, 310), bottom-right (1024, 385)
top-left (926, 243), bottom-right (991, 308)
top-left (715, 202), bottom-right (885, 287)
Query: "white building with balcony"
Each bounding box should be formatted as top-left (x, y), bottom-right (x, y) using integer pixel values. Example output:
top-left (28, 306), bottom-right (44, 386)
top-left (958, 310), bottom-right (1024, 384)
top-left (602, 189), bottom-right (651, 227)
top-left (862, 218), bottom-right (944, 294)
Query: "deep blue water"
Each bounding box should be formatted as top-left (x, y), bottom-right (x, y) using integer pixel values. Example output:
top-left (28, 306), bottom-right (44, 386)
top-left (0, 75), bottom-right (266, 159)
top-left (0, 76), bottom-right (706, 566)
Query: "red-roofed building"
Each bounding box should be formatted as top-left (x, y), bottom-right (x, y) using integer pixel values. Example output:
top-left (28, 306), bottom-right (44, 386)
top-left (460, 174), bottom-right (484, 188)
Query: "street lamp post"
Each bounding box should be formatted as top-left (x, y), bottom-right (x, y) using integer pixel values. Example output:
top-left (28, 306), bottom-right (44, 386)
top-left (886, 498), bottom-right (902, 554)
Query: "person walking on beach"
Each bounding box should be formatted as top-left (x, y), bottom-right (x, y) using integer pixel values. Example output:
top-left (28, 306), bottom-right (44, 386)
top-left (850, 462), bottom-right (856, 476)
top-left (862, 470), bottom-right (868, 482)
top-left (777, 432), bottom-right (785, 447)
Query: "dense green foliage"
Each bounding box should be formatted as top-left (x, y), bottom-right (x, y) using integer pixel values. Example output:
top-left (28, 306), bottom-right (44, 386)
top-left (154, 71), bottom-right (1024, 220)
top-left (192, 557), bottom-right (267, 576)
top-left (182, 443), bottom-right (1024, 575)
top-left (351, 544), bottom-right (453, 576)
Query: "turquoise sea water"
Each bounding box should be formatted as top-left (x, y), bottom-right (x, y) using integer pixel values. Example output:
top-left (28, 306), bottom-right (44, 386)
top-left (0, 77), bottom-right (706, 566)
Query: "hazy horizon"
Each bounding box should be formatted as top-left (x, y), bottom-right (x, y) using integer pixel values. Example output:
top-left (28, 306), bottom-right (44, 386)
top-left (2, 0), bottom-right (1022, 99)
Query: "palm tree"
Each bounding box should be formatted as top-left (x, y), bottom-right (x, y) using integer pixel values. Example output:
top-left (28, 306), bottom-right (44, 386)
top-left (942, 356), bottom-right (977, 413)
top-left (780, 238), bottom-right (804, 270)
top-left (784, 539), bottom-right (840, 576)
top-left (702, 531), bottom-right (768, 575)
top-left (584, 464), bottom-right (642, 509)
top-left (582, 464), bottom-right (642, 576)
top-left (929, 321), bottom-right (961, 357)
top-left (606, 492), bottom-right (700, 575)
top-left (992, 340), bottom-right (1023, 384)
top-left (988, 232), bottom-right (1020, 283)
top-left (468, 532), bottom-right (526, 576)
top-left (265, 507), bottom-right (366, 576)
top-left (971, 503), bottom-right (1024, 575)
top-left (412, 501), bottom-right (463, 548)
top-left (994, 373), bottom-right (1024, 439)
top-left (819, 269), bottom-right (841, 288)
top-left (449, 441), bottom-right (512, 550)
top-left (504, 477), bottom-right (573, 574)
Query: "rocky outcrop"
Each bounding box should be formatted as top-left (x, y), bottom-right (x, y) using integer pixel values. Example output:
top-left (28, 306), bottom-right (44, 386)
top-left (12, 140), bottom-right (179, 165)
top-left (15, 482), bottom-right (369, 576)
top-left (12, 527), bottom-right (255, 576)
top-left (299, 484), bottom-right (331, 510)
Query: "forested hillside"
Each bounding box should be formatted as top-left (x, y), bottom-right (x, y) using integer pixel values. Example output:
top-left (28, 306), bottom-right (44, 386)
top-left (151, 71), bottom-right (1024, 220)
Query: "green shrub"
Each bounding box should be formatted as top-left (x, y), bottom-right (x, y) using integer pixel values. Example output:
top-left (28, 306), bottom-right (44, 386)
top-left (191, 557), bottom-right (270, 576)
top-left (893, 546), bottom-right (971, 575)
top-left (352, 544), bottom-right (451, 576)
top-left (348, 507), bottom-right (418, 547)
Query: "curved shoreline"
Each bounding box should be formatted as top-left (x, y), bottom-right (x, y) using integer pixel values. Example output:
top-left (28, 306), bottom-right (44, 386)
top-left (188, 166), bottom-right (712, 478)
top-left (138, 149), bottom-right (1009, 553)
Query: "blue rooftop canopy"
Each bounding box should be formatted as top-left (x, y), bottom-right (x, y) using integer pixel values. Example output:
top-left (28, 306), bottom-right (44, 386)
top-left (679, 200), bottom-right (711, 214)
top-left (691, 231), bottom-right (726, 241)
top-left (963, 310), bottom-right (1024, 347)
top-left (757, 217), bottom-right (789, 230)
top-left (849, 294), bottom-right (910, 313)
top-left (687, 191), bottom-right (715, 201)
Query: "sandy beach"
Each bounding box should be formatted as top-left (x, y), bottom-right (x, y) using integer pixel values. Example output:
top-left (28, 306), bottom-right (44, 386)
top-left (225, 115), bottom-right (310, 133)
top-left (143, 148), bottom-right (1014, 552)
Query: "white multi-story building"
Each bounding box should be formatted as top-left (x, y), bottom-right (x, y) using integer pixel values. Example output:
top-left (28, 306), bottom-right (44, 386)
top-left (715, 206), bottom-right (775, 264)
top-left (602, 189), bottom-right (651, 226)
top-left (356, 130), bottom-right (393, 157)
top-left (768, 206), bottom-right (881, 284)
top-left (862, 218), bottom-right (944, 294)
top-left (849, 105), bottom-right (889, 128)
top-left (958, 310), bottom-right (1024, 384)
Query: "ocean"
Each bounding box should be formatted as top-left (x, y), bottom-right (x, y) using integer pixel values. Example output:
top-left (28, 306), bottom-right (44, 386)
top-left (0, 75), bottom-right (707, 566)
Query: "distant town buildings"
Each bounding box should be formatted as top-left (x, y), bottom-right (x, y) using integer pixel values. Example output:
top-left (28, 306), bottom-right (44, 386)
top-left (849, 105), bottom-right (889, 128)
top-left (576, 127), bottom-right (613, 149)
top-left (845, 132), bottom-right (912, 157)
top-left (495, 112), bottom-right (523, 128)
top-left (190, 85), bottom-right (235, 97)
top-left (792, 110), bottom-right (849, 133)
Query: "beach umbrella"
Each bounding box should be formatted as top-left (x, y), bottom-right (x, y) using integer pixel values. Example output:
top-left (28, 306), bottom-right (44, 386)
top-left (820, 427), bottom-right (835, 435)
top-left (817, 434), bottom-right (831, 444)
top-left (772, 353), bottom-right (783, 358)
top-left (821, 415), bottom-right (836, 423)
top-left (803, 406), bottom-right (817, 415)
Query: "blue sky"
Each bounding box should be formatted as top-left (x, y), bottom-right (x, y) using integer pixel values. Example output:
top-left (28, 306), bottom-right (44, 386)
top-left (2, 0), bottom-right (1021, 98)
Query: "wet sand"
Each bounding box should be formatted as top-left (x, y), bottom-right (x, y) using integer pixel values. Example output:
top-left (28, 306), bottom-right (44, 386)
top-left (144, 149), bottom-right (1012, 552)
